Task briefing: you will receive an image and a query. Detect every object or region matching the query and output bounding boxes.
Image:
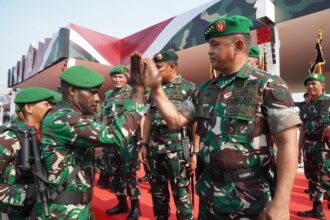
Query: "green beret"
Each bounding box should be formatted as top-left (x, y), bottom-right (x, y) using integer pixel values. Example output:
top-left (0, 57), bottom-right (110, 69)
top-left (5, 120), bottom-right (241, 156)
top-left (249, 45), bottom-right (260, 58)
top-left (144, 87), bottom-right (151, 94)
top-left (153, 50), bottom-right (178, 63)
top-left (15, 87), bottom-right (56, 105)
top-left (304, 73), bottom-right (325, 86)
top-left (204, 15), bottom-right (253, 41)
top-left (110, 65), bottom-right (128, 76)
top-left (60, 65), bottom-right (104, 88)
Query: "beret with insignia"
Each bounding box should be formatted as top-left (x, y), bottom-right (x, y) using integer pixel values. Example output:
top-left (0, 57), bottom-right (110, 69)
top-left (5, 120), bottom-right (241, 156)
top-left (110, 65), bottom-right (128, 76)
top-left (153, 50), bottom-right (178, 63)
top-left (304, 73), bottom-right (325, 86)
top-left (60, 65), bottom-right (104, 89)
top-left (15, 87), bottom-right (57, 111)
top-left (204, 15), bottom-right (253, 41)
top-left (249, 45), bottom-right (260, 58)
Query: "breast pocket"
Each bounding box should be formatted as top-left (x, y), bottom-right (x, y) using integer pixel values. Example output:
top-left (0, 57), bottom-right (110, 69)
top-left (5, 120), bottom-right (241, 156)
top-left (223, 96), bottom-right (257, 144)
top-left (196, 100), bottom-right (214, 136)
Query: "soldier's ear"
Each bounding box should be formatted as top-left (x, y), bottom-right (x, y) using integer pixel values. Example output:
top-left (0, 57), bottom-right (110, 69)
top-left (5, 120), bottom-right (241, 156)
top-left (234, 39), bottom-right (244, 54)
top-left (23, 104), bottom-right (33, 115)
top-left (68, 86), bottom-right (77, 96)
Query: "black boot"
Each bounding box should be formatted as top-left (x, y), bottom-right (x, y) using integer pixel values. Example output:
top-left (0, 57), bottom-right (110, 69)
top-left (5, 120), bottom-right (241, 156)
top-left (97, 171), bottom-right (110, 189)
top-left (297, 201), bottom-right (326, 219)
top-left (127, 199), bottom-right (141, 220)
top-left (106, 196), bottom-right (129, 215)
top-left (304, 188), bottom-right (310, 193)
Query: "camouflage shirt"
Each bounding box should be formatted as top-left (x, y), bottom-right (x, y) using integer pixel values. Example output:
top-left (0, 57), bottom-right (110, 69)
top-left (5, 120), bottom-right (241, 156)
top-left (101, 84), bottom-right (132, 124)
top-left (301, 93), bottom-right (330, 152)
top-left (150, 74), bottom-right (196, 153)
top-left (180, 62), bottom-right (301, 214)
top-left (0, 121), bottom-right (34, 207)
top-left (38, 99), bottom-right (145, 218)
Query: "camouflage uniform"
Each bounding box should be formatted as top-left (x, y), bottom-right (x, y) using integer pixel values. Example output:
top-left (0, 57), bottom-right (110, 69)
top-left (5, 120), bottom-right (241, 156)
top-left (301, 93), bottom-right (330, 202)
top-left (149, 74), bottom-right (195, 220)
top-left (179, 62), bottom-right (300, 219)
top-left (0, 121), bottom-right (35, 220)
top-left (102, 84), bottom-right (140, 200)
top-left (34, 99), bottom-right (145, 219)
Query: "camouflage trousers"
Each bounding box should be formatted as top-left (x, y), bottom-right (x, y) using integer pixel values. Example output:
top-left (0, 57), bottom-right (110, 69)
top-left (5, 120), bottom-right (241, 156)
top-left (304, 150), bottom-right (330, 202)
top-left (149, 150), bottom-right (192, 220)
top-left (196, 168), bottom-right (271, 219)
top-left (31, 202), bottom-right (95, 220)
top-left (108, 143), bottom-right (140, 200)
top-left (198, 198), bottom-right (259, 220)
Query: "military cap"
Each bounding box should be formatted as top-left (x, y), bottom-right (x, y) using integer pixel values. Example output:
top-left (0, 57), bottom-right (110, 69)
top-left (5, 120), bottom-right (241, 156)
top-left (153, 50), bottom-right (178, 63)
top-left (14, 87), bottom-right (56, 111)
top-left (304, 73), bottom-right (325, 86)
top-left (60, 65), bottom-right (104, 88)
top-left (144, 86), bottom-right (151, 94)
top-left (249, 45), bottom-right (260, 58)
top-left (204, 15), bottom-right (253, 41)
top-left (110, 65), bottom-right (128, 76)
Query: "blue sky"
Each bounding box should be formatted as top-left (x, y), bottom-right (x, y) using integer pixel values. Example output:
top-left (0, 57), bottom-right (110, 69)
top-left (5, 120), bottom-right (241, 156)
top-left (0, 0), bottom-right (212, 85)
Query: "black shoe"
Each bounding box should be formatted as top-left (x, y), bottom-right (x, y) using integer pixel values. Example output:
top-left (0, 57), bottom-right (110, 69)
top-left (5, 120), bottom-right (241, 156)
top-left (297, 210), bottom-right (326, 219)
top-left (127, 208), bottom-right (141, 220)
top-left (304, 188), bottom-right (310, 193)
top-left (106, 204), bottom-right (129, 215)
top-left (138, 175), bottom-right (149, 183)
top-left (127, 199), bottom-right (141, 220)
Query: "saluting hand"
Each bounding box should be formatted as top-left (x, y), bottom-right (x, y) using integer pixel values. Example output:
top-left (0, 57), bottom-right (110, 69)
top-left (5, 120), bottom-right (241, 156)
top-left (129, 51), bottom-right (147, 88)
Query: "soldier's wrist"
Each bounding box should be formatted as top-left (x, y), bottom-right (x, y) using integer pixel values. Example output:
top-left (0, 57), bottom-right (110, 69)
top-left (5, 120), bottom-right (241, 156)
top-left (190, 151), bottom-right (199, 156)
top-left (137, 141), bottom-right (148, 150)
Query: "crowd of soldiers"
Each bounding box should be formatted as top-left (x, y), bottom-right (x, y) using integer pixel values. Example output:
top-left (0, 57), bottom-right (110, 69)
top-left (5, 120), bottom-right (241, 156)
top-left (0, 14), bottom-right (329, 220)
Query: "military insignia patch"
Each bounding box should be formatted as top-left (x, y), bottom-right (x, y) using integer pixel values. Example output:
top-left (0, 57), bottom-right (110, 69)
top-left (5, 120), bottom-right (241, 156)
top-left (156, 53), bottom-right (163, 61)
top-left (271, 86), bottom-right (287, 101)
top-left (215, 21), bottom-right (225, 32)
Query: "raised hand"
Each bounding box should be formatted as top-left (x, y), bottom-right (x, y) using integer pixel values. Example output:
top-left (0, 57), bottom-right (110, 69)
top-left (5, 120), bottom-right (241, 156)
top-left (129, 51), bottom-right (147, 88)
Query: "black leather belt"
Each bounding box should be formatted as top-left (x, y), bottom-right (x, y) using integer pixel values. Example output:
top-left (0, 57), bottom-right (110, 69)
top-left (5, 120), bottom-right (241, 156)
top-left (205, 166), bottom-right (265, 182)
top-left (53, 190), bottom-right (93, 205)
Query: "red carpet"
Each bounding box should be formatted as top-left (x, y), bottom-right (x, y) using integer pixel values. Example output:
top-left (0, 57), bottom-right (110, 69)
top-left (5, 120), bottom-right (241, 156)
top-left (92, 171), bottom-right (330, 219)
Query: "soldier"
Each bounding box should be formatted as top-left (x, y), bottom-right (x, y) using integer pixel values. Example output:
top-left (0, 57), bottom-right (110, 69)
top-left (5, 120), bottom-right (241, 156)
top-left (248, 44), bottom-right (260, 68)
top-left (298, 73), bottom-right (330, 219)
top-left (34, 65), bottom-right (147, 219)
top-left (140, 15), bottom-right (301, 219)
top-left (139, 50), bottom-right (195, 220)
top-left (104, 65), bottom-right (141, 219)
top-left (138, 86), bottom-right (151, 183)
top-left (0, 87), bottom-right (55, 219)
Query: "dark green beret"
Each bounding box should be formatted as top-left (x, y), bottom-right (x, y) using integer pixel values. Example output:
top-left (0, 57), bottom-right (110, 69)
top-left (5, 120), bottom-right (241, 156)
top-left (304, 73), bottom-right (325, 86)
top-left (153, 50), bottom-right (178, 63)
top-left (249, 45), bottom-right (260, 58)
top-left (144, 87), bottom-right (151, 94)
top-left (60, 65), bottom-right (104, 88)
top-left (15, 87), bottom-right (56, 105)
top-left (110, 65), bottom-right (128, 76)
top-left (204, 15), bottom-right (253, 41)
